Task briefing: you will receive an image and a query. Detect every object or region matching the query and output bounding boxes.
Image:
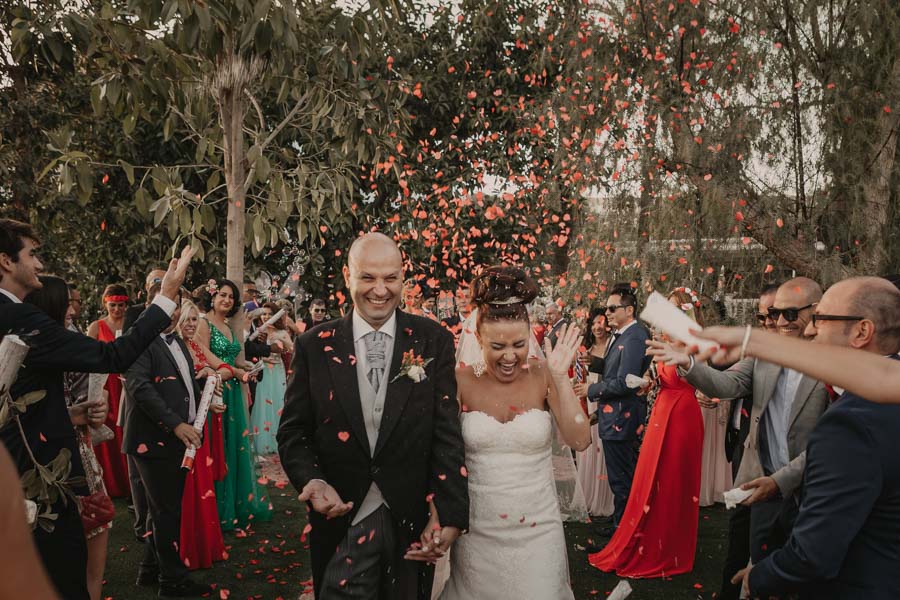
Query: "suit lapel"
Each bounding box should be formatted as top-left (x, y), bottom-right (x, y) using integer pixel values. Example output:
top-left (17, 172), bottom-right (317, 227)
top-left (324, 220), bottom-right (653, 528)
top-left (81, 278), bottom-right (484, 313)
top-left (325, 313), bottom-right (370, 456)
top-left (157, 337), bottom-right (191, 396)
top-left (374, 310), bottom-right (416, 458)
top-left (788, 374), bottom-right (818, 430)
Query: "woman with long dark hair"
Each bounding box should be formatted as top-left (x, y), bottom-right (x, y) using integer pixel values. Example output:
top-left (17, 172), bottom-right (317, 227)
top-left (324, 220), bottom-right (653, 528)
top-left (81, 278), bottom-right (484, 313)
top-left (26, 275), bottom-right (112, 600)
top-left (194, 279), bottom-right (273, 531)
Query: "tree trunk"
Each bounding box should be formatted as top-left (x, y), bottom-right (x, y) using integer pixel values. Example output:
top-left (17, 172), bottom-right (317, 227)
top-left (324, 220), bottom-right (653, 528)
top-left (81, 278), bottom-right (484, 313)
top-left (219, 64), bottom-right (247, 287)
top-left (858, 53), bottom-right (900, 274)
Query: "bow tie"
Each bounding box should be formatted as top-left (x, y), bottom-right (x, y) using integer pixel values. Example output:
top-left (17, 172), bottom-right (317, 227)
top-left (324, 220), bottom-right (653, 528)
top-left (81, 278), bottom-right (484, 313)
top-left (164, 332), bottom-right (178, 344)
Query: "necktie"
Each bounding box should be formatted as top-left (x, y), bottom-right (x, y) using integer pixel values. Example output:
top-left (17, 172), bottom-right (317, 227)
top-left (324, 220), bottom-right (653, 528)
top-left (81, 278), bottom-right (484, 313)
top-left (364, 331), bottom-right (387, 393)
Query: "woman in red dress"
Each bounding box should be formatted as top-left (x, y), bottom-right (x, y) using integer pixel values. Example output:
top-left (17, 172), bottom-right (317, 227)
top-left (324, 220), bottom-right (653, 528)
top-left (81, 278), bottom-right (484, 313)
top-left (588, 289), bottom-right (704, 578)
top-left (177, 299), bottom-right (229, 570)
top-left (86, 283), bottom-right (131, 498)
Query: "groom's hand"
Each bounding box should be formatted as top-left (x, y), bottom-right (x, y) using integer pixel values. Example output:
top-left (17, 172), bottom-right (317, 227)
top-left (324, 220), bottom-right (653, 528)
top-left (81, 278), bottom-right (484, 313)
top-left (298, 480), bottom-right (354, 519)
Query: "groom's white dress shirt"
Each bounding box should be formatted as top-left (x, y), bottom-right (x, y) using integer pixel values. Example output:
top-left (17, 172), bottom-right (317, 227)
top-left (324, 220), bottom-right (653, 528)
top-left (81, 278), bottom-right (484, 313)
top-left (351, 310), bottom-right (396, 525)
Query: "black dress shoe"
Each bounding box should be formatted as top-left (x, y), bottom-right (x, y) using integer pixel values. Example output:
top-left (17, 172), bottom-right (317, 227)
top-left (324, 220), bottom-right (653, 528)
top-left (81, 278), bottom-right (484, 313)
top-left (158, 580), bottom-right (213, 598)
top-left (136, 571), bottom-right (159, 586)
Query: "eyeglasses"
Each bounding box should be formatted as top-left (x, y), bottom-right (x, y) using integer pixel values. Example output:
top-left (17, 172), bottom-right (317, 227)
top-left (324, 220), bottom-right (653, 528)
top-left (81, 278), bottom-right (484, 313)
top-left (811, 314), bottom-right (864, 327)
top-left (767, 304), bottom-right (815, 323)
top-left (605, 305), bottom-right (626, 313)
top-left (311, 308), bottom-right (326, 313)
top-left (755, 313), bottom-right (773, 324)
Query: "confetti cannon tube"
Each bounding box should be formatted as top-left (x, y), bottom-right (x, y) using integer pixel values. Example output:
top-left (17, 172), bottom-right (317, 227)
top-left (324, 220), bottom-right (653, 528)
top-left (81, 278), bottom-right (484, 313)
top-left (0, 335), bottom-right (28, 393)
top-left (248, 308), bottom-right (285, 341)
top-left (181, 375), bottom-right (219, 470)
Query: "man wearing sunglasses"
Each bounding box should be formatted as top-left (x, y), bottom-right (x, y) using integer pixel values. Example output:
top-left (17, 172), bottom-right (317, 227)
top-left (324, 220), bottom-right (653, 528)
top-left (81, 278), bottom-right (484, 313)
top-left (302, 298), bottom-right (330, 332)
top-left (661, 278), bottom-right (829, 570)
top-left (742, 276), bottom-right (900, 599)
top-left (586, 285), bottom-right (652, 534)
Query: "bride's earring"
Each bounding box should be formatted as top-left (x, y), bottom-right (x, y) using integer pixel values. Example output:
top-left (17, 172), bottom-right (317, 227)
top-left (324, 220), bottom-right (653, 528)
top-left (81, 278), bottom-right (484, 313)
top-left (472, 361), bottom-right (486, 378)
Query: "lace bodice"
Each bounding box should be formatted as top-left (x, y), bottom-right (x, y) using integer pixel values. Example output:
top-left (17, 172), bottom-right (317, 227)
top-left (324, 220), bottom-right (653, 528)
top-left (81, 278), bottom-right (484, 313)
top-left (207, 320), bottom-right (240, 365)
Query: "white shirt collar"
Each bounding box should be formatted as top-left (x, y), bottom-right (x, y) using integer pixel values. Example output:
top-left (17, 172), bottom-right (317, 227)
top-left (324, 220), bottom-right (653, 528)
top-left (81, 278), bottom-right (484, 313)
top-left (616, 320), bottom-right (637, 335)
top-left (352, 309), bottom-right (397, 342)
top-left (0, 287), bottom-right (22, 303)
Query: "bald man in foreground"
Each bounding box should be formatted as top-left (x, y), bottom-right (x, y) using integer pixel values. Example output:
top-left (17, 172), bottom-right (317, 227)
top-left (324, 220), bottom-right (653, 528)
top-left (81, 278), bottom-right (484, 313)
top-left (738, 277), bottom-right (900, 599)
top-left (277, 233), bottom-right (468, 599)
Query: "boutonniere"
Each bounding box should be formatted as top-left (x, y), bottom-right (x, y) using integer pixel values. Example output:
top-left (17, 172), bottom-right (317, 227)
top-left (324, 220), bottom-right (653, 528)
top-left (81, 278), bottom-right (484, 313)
top-left (391, 349), bottom-right (433, 383)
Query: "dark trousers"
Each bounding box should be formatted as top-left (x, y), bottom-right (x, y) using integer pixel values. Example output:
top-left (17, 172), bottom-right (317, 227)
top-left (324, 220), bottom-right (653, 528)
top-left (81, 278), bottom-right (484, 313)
top-left (602, 438), bottom-right (638, 527)
top-left (319, 505), bottom-right (429, 599)
top-left (132, 455), bottom-right (188, 585)
top-left (749, 496), bottom-right (798, 563)
top-left (33, 501), bottom-right (89, 600)
top-left (717, 503), bottom-right (751, 600)
top-left (127, 453), bottom-right (149, 540)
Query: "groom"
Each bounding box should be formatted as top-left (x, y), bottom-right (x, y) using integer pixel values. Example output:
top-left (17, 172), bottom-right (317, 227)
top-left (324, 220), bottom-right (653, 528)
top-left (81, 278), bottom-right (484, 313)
top-left (278, 233), bottom-right (469, 599)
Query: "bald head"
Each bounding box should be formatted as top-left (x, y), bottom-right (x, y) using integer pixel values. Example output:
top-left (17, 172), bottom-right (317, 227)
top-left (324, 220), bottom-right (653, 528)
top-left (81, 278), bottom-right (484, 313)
top-left (771, 277), bottom-right (822, 338)
top-left (348, 233), bottom-right (401, 269)
top-left (145, 269), bottom-right (166, 293)
top-left (816, 277), bottom-right (900, 354)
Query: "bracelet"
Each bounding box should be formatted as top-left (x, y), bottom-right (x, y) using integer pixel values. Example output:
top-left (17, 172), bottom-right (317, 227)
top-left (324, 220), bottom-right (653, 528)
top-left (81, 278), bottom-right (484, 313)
top-left (217, 364), bottom-right (234, 375)
top-left (739, 325), bottom-right (753, 361)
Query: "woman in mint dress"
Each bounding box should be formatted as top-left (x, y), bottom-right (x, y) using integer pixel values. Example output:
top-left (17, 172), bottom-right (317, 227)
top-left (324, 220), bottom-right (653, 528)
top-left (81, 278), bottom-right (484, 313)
top-left (249, 303), bottom-right (290, 455)
top-left (196, 279), bottom-right (273, 531)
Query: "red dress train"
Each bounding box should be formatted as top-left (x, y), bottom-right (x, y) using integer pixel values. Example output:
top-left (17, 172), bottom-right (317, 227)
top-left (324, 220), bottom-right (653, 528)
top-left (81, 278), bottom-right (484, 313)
top-left (180, 340), bottom-right (227, 570)
top-left (588, 362), bottom-right (704, 578)
top-left (92, 320), bottom-right (131, 498)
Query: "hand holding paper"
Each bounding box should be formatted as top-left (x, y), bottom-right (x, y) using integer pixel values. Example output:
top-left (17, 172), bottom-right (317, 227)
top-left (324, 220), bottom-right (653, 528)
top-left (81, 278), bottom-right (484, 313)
top-left (639, 292), bottom-right (717, 353)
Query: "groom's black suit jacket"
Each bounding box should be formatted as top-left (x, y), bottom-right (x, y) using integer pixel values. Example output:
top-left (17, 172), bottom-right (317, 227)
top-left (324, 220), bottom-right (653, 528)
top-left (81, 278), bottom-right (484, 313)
top-left (277, 309), bottom-right (469, 592)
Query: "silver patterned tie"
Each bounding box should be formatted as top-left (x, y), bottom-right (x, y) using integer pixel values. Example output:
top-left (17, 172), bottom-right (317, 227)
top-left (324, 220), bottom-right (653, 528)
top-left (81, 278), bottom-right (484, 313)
top-left (364, 331), bottom-right (387, 392)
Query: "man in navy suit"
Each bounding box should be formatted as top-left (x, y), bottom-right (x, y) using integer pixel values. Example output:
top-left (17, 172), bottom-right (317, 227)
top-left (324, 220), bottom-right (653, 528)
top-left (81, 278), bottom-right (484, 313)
top-left (587, 286), bottom-right (651, 530)
top-left (741, 277), bottom-right (900, 599)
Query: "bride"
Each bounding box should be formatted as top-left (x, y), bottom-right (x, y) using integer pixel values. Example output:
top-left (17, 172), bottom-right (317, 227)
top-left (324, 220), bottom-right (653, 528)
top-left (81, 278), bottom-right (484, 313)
top-left (428, 266), bottom-right (591, 600)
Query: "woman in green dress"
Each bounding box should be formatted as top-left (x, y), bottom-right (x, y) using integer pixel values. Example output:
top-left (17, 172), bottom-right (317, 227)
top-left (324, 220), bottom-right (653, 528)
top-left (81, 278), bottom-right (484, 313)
top-left (196, 279), bottom-right (273, 531)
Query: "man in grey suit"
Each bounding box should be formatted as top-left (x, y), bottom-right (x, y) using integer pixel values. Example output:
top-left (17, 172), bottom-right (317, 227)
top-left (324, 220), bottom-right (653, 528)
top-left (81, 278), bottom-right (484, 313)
top-left (652, 277), bottom-right (829, 564)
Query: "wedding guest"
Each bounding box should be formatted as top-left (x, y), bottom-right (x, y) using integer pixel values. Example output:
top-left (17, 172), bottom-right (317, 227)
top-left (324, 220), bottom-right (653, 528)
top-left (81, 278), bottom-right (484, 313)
top-left (195, 279), bottom-right (273, 531)
top-left (586, 285), bottom-right (652, 533)
top-left (177, 299), bottom-right (228, 571)
top-left (86, 284), bottom-right (132, 498)
top-left (242, 281), bottom-right (260, 312)
top-left (544, 301), bottom-right (567, 348)
top-left (588, 291), bottom-right (703, 577)
top-left (122, 290), bottom-right (212, 597)
top-left (301, 298), bottom-right (329, 332)
top-left (0, 218), bottom-right (193, 600)
top-left (67, 283), bottom-right (83, 330)
top-left (573, 307), bottom-right (614, 518)
top-left (649, 277), bottom-right (829, 565)
top-left (670, 288), bottom-right (733, 507)
top-left (123, 268), bottom-right (166, 332)
top-left (728, 277), bottom-right (900, 599)
top-left (249, 302), bottom-right (290, 455)
top-left (27, 276), bottom-right (113, 600)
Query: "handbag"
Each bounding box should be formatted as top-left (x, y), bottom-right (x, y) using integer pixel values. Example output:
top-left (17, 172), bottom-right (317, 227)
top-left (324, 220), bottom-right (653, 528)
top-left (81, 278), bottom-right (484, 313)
top-left (78, 491), bottom-right (115, 534)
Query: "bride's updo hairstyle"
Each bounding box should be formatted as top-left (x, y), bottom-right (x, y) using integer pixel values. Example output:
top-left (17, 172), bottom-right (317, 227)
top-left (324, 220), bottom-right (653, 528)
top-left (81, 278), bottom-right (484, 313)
top-left (471, 266), bottom-right (539, 331)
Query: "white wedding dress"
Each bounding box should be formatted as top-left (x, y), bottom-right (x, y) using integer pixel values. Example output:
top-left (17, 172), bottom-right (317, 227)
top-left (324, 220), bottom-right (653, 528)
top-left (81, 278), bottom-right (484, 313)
top-left (438, 408), bottom-right (575, 600)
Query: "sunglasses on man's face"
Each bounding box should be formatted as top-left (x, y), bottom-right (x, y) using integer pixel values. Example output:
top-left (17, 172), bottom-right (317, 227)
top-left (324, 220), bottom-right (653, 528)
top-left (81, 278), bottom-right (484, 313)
top-left (605, 305), bottom-right (626, 313)
top-left (811, 314), bottom-right (864, 328)
top-left (767, 304), bottom-right (815, 323)
top-left (755, 313), bottom-right (774, 324)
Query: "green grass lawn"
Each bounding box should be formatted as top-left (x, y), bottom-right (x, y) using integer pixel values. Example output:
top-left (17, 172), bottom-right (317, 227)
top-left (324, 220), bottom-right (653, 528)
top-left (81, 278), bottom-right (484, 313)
top-left (102, 487), bottom-right (730, 599)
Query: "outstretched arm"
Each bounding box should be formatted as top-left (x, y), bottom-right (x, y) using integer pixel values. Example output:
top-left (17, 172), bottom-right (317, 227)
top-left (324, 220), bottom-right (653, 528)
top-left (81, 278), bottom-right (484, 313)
top-left (691, 327), bottom-right (900, 404)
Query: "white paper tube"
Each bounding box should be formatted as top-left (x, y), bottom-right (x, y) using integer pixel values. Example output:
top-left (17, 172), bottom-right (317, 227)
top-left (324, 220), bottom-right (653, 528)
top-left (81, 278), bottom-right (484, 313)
top-left (0, 335), bottom-right (29, 393)
top-left (87, 373), bottom-right (109, 405)
top-left (639, 292), bottom-right (717, 352)
top-left (182, 375), bottom-right (218, 470)
top-left (248, 309), bottom-right (285, 340)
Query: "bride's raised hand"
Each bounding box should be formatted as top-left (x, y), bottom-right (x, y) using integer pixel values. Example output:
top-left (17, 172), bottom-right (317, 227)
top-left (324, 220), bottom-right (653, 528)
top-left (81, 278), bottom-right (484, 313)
top-left (543, 323), bottom-right (582, 378)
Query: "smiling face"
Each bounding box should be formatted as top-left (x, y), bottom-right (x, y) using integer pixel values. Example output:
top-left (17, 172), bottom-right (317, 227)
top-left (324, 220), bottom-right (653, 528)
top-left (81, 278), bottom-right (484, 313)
top-left (604, 293), bottom-right (634, 330)
top-left (180, 306), bottom-right (199, 340)
top-left (771, 285), bottom-right (815, 338)
top-left (0, 237), bottom-right (43, 297)
top-left (213, 286), bottom-right (235, 317)
top-left (591, 313), bottom-right (609, 340)
top-left (477, 319), bottom-right (530, 383)
top-left (344, 235), bottom-right (404, 328)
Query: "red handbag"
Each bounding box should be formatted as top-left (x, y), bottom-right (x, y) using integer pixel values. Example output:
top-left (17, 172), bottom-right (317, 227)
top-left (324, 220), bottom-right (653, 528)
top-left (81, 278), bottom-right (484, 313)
top-left (79, 491), bottom-right (115, 534)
